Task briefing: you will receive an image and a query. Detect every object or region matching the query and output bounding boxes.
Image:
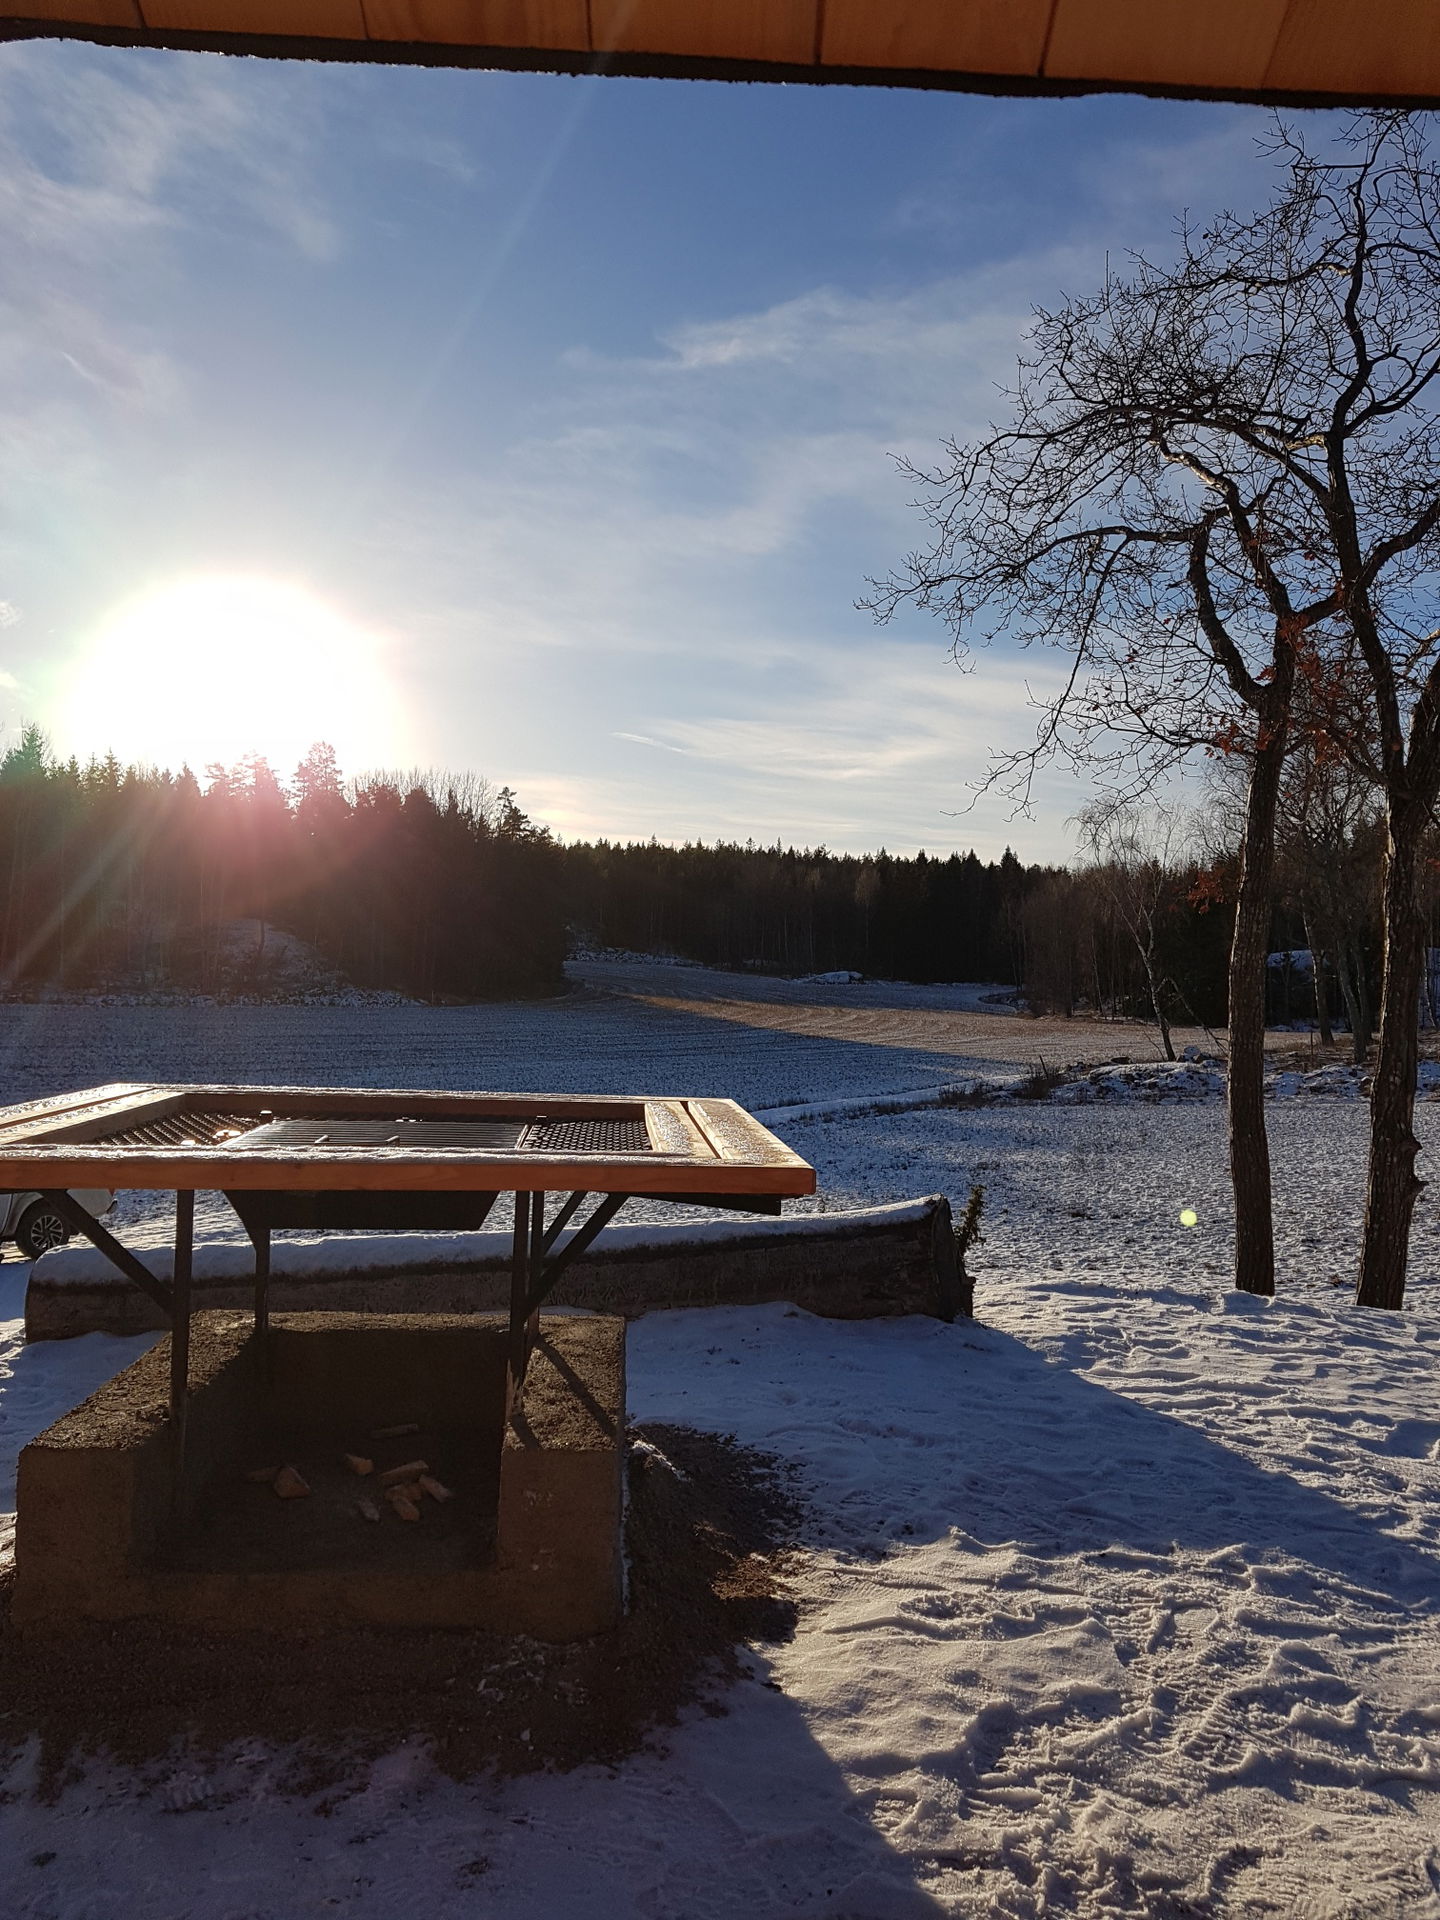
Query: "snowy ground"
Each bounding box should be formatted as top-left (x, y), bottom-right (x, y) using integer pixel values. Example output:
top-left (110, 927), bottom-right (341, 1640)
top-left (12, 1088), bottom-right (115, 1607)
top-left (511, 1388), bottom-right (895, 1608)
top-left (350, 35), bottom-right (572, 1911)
top-left (0, 958), bottom-right (1250, 1120)
top-left (0, 969), bottom-right (1437, 1916)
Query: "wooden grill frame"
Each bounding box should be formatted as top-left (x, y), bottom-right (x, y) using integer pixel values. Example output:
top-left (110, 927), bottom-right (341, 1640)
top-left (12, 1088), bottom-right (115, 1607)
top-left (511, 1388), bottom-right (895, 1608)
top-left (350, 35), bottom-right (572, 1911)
top-left (0, 1081), bottom-right (816, 1197)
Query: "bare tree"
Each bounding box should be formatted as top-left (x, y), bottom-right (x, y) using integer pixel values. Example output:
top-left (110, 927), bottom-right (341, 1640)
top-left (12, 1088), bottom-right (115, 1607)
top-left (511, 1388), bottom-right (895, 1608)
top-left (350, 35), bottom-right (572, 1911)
top-left (868, 111), bottom-right (1440, 1305)
top-left (1187, 113), bottom-right (1440, 1308)
top-left (1204, 740), bottom-right (1381, 1062)
top-left (867, 173), bottom-right (1344, 1296)
top-left (1245, 118), bottom-right (1440, 1310)
top-left (1078, 798), bottom-right (1193, 1060)
top-left (1275, 747), bottom-right (1381, 1063)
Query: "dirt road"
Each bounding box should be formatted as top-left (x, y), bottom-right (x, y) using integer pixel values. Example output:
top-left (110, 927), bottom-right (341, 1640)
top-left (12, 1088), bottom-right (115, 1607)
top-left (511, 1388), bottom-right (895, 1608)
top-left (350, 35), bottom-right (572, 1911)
top-left (570, 959), bottom-right (1259, 1073)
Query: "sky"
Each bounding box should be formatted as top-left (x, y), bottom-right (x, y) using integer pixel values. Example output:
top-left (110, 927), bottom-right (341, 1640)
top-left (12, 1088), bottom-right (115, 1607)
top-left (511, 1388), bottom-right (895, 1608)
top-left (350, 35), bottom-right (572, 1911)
top-left (0, 40), bottom-right (1334, 859)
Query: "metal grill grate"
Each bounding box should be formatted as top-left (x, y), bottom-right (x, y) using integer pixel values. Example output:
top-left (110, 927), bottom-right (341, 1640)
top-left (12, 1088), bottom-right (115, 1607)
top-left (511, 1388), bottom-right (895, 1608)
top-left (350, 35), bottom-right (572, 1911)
top-left (95, 1110), bottom-right (256, 1148)
top-left (519, 1117), bottom-right (651, 1155)
top-left (90, 1110), bottom-right (653, 1155)
top-left (227, 1118), bottom-right (528, 1151)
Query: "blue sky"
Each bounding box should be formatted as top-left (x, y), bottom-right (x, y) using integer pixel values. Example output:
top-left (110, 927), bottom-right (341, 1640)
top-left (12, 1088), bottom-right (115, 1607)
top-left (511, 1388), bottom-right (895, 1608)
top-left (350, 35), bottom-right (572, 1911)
top-left (0, 42), bottom-right (1315, 857)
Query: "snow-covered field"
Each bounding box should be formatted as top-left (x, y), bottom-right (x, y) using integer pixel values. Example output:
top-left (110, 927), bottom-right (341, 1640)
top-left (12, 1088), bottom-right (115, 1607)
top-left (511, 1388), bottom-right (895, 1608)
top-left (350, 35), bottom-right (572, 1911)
top-left (0, 967), bottom-right (1437, 1917)
top-left (0, 958), bottom-right (1244, 1120)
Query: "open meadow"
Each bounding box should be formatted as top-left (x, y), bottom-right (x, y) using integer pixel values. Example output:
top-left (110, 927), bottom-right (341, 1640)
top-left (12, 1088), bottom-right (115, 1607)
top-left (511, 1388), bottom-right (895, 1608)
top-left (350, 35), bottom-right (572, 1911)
top-left (0, 964), bottom-right (1436, 1917)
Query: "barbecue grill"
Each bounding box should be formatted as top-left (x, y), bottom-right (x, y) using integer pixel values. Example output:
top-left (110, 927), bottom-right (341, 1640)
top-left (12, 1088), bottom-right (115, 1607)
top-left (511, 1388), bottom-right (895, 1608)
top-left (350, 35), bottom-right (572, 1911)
top-left (0, 1082), bottom-right (816, 1488)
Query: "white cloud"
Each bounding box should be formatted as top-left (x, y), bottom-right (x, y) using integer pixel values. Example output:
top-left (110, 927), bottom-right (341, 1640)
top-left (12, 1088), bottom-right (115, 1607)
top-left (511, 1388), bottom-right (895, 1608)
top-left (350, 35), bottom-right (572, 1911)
top-left (376, 267), bottom-right (1058, 648)
top-left (890, 106), bottom-right (1267, 242)
top-left (1075, 109), bottom-right (1303, 226)
top-left (374, 111), bottom-right (1306, 860)
top-left (658, 283), bottom-right (1012, 382)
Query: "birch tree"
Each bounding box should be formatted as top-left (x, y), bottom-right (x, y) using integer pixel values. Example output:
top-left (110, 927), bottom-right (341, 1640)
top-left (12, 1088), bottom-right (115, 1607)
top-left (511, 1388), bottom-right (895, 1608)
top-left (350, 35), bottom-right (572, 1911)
top-left (1078, 799), bottom-right (1191, 1060)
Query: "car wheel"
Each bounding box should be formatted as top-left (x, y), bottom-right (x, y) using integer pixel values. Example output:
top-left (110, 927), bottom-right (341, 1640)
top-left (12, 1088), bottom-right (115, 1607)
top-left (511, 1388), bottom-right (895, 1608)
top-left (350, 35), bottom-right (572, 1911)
top-left (14, 1201), bottom-right (71, 1260)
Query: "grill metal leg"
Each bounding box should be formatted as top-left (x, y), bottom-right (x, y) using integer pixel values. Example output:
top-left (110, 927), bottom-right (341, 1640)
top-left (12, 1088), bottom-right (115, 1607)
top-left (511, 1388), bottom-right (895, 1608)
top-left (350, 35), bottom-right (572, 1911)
top-left (506, 1190), bottom-right (529, 1420)
top-left (505, 1188), bottom-right (630, 1414)
top-left (35, 1190), bottom-right (173, 1317)
top-left (171, 1189), bottom-right (194, 1502)
top-left (252, 1223), bottom-right (271, 1338)
top-left (525, 1189), bottom-right (544, 1359)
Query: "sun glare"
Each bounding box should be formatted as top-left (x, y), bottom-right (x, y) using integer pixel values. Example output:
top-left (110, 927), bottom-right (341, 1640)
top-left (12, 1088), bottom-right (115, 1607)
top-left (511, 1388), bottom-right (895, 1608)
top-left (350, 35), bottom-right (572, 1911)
top-left (62, 576), bottom-right (408, 777)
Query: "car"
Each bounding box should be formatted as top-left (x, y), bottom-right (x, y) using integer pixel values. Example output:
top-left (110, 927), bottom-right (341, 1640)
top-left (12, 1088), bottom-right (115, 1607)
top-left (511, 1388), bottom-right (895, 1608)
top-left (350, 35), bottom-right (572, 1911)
top-left (0, 1189), bottom-right (115, 1261)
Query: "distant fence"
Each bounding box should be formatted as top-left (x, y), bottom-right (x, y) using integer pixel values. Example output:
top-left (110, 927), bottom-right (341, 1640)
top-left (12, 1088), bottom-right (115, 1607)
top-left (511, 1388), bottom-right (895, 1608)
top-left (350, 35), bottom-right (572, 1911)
top-left (25, 1196), bottom-right (962, 1340)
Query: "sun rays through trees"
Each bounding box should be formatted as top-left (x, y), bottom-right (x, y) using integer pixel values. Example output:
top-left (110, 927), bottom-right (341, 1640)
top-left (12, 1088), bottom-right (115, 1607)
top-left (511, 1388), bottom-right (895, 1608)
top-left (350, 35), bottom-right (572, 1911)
top-left (0, 734), bottom-right (565, 1001)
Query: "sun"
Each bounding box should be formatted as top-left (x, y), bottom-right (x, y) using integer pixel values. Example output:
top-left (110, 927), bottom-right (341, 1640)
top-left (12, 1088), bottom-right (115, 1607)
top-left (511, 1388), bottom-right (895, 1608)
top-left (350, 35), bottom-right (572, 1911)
top-left (62, 576), bottom-right (409, 776)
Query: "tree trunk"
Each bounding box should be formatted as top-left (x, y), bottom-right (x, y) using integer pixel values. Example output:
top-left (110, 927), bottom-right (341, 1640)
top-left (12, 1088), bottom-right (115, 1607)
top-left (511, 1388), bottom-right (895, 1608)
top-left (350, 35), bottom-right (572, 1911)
top-left (1228, 736), bottom-right (1284, 1296)
top-left (1334, 938), bottom-right (1373, 1065)
top-left (1313, 952), bottom-right (1335, 1046)
top-left (1356, 799), bottom-right (1428, 1311)
top-left (1302, 908), bottom-right (1334, 1046)
top-left (1143, 949), bottom-right (1175, 1059)
top-left (1333, 949), bottom-right (1363, 1062)
top-left (1354, 949), bottom-right (1374, 1064)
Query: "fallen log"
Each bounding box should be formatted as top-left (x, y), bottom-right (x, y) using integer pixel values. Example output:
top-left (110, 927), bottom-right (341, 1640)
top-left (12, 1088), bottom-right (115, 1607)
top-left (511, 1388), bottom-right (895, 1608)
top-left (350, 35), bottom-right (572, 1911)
top-left (24, 1196), bottom-right (961, 1341)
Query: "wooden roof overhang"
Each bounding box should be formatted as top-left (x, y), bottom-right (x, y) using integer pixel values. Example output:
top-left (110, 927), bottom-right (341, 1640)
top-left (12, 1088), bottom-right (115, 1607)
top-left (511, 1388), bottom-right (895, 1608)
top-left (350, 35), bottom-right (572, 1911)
top-left (2, 3), bottom-right (1438, 109)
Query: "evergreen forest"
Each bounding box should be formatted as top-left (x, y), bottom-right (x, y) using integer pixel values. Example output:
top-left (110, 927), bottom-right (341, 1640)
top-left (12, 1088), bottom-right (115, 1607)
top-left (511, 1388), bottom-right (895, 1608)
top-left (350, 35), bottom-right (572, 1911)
top-left (0, 729), bottom-right (1407, 1033)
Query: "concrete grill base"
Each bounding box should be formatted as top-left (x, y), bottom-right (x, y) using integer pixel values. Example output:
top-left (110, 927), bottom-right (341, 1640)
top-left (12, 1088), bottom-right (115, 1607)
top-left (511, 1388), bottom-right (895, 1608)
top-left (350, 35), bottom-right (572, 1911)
top-left (25, 1197), bottom-right (962, 1340)
top-left (12, 1311), bottom-right (625, 1640)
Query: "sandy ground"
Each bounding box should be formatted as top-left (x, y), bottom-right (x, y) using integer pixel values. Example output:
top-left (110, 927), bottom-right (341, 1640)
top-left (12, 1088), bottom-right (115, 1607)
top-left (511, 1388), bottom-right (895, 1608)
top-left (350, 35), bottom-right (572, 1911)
top-left (569, 960), bottom-right (1290, 1071)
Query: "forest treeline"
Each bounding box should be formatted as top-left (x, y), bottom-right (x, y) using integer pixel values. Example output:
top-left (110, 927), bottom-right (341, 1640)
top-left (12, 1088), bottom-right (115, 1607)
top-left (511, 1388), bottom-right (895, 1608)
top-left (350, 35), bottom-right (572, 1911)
top-left (561, 835), bottom-right (1244, 1024)
top-left (0, 728), bottom-right (1412, 1031)
top-left (563, 839), bottom-right (1038, 983)
top-left (0, 728), bottom-right (564, 1000)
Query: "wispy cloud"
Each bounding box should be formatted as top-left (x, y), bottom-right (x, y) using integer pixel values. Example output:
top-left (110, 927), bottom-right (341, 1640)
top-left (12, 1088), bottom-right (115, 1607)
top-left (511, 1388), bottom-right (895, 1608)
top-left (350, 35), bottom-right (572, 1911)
top-left (0, 41), bottom-right (344, 474)
top-left (614, 731), bottom-right (691, 754)
top-left (376, 267), bottom-right (1058, 654)
top-left (376, 126), bottom-right (483, 189)
top-left (890, 106), bottom-right (1266, 243)
top-left (652, 659), bottom-right (1069, 782)
top-left (0, 45), bottom-right (343, 262)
